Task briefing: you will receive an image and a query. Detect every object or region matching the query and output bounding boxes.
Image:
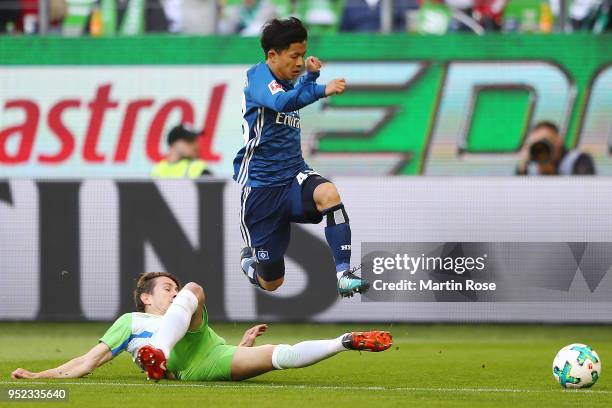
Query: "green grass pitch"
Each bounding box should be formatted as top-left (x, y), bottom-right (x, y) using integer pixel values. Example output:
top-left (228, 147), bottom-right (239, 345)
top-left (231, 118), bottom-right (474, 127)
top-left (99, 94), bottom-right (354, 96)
top-left (1, 322), bottom-right (611, 407)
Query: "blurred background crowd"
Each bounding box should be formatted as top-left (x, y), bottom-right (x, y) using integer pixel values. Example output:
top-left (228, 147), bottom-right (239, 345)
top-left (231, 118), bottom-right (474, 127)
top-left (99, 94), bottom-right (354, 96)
top-left (1, 0), bottom-right (609, 36)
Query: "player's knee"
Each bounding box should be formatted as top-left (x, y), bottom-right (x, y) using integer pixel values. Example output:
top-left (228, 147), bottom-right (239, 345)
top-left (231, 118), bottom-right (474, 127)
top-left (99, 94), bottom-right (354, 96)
top-left (271, 344), bottom-right (298, 370)
top-left (256, 257), bottom-right (285, 291)
top-left (183, 282), bottom-right (205, 304)
top-left (259, 277), bottom-right (284, 291)
top-left (314, 183), bottom-right (341, 210)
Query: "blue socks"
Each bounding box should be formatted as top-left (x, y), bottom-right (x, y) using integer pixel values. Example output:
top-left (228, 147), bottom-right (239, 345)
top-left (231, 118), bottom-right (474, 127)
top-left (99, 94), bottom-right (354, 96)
top-left (322, 204), bottom-right (351, 278)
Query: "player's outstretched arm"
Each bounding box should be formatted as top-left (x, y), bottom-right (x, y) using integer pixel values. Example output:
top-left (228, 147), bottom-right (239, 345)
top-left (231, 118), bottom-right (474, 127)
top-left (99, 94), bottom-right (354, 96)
top-left (253, 77), bottom-right (346, 113)
top-left (255, 82), bottom-right (326, 113)
top-left (11, 343), bottom-right (112, 379)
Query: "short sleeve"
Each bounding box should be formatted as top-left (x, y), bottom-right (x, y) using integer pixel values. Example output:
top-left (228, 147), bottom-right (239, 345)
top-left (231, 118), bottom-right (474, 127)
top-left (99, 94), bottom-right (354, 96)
top-left (99, 313), bottom-right (132, 357)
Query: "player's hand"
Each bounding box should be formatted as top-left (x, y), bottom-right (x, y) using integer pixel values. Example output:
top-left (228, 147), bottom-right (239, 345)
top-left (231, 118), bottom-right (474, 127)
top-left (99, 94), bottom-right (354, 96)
top-left (11, 368), bottom-right (39, 379)
top-left (325, 79), bottom-right (346, 96)
top-left (238, 324), bottom-right (268, 347)
top-left (306, 56), bottom-right (322, 73)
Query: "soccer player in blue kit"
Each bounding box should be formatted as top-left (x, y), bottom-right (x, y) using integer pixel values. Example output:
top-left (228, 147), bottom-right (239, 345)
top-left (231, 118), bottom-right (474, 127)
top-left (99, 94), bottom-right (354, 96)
top-left (233, 17), bottom-right (370, 298)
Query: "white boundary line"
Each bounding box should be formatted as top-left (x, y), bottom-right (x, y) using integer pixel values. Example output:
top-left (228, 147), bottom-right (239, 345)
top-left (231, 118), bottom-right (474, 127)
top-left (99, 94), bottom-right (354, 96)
top-left (0, 381), bottom-right (610, 395)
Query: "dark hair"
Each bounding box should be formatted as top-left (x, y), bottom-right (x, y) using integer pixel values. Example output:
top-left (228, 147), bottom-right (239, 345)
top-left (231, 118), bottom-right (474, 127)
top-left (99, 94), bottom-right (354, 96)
top-left (133, 272), bottom-right (181, 312)
top-left (532, 121), bottom-right (559, 134)
top-left (260, 17), bottom-right (307, 57)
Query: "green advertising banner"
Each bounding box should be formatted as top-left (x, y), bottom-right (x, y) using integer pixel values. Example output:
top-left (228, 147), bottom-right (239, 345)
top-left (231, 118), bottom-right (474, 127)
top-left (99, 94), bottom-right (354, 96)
top-left (0, 35), bottom-right (610, 176)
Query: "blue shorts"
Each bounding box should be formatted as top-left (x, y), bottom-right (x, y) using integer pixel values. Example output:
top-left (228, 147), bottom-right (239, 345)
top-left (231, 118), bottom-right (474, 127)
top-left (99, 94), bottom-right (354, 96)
top-left (239, 171), bottom-right (324, 264)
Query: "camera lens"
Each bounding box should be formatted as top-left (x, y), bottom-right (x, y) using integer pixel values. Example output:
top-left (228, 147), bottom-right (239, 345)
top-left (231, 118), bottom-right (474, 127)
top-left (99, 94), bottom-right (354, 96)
top-left (529, 140), bottom-right (554, 164)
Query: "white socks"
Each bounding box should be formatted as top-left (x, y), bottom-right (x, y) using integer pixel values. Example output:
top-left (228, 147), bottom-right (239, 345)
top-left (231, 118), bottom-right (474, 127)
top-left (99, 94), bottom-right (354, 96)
top-left (271, 335), bottom-right (346, 369)
top-left (150, 289), bottom-right (199, 358)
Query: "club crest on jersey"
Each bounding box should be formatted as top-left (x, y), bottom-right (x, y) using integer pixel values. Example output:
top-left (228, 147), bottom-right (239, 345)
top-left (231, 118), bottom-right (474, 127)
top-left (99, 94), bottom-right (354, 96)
top-left (268, 80), bottom-right (285, 95)
top-left (257, 250), bottom-right (270, 260)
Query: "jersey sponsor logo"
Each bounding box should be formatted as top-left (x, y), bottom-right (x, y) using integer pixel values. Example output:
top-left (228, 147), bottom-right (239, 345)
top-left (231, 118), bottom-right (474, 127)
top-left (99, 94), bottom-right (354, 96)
top-left (0, 68), bottom-right (231, 175)
top-left (275, 112), bottom-right (301, 129)
top-left (268, 80), bottom-right (285, 95)
top-left (341, 245), bottom-right (351, 251)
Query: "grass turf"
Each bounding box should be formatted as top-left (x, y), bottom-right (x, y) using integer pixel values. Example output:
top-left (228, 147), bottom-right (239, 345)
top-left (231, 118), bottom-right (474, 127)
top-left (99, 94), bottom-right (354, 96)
top-left (1, 322), bottom-right (611, 407)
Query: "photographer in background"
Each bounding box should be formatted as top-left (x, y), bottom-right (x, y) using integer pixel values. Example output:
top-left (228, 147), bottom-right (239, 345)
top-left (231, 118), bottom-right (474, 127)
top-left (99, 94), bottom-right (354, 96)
top-left (516, 121), bottom-right (596, 175)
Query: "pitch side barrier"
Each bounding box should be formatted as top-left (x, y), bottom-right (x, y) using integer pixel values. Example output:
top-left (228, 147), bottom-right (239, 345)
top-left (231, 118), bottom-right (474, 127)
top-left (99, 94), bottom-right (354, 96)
top-left (1, 178), bottom-right (612, 323)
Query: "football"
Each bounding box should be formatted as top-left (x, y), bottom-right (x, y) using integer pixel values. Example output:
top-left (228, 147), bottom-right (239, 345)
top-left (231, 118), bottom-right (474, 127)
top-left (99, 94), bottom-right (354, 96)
top-left (552, 343), bottom-right (601, 388)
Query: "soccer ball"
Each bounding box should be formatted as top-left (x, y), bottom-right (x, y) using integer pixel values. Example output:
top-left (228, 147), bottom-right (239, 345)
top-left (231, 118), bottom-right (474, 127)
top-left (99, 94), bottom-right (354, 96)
top-left (552, 343), bottom-right (601, 388)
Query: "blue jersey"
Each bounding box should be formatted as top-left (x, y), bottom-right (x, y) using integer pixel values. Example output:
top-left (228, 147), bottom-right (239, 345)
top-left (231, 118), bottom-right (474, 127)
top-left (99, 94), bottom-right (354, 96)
top-left (233, 62), bottom-right (327, 187)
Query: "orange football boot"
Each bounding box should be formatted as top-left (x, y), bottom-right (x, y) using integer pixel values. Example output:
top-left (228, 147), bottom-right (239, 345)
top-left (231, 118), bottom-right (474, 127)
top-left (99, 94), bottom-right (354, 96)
top-left (342, 331), bottom-right (393, 352)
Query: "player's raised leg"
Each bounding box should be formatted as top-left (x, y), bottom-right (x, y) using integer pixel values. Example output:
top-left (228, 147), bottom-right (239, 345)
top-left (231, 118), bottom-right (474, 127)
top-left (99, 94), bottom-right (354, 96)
top-left (239, 184), bottom-right (292, 292)
top-left (138, 282), bottom-right (205, 380)
top-left (312, 181), bottom-right (370, 297)
top-left (230, 331), bottom-right (392, 381)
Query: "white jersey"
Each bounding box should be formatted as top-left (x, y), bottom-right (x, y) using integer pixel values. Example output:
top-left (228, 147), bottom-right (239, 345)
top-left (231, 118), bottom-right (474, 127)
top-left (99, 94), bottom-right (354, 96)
top-left (99, 312), bottom-right (162, 368)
